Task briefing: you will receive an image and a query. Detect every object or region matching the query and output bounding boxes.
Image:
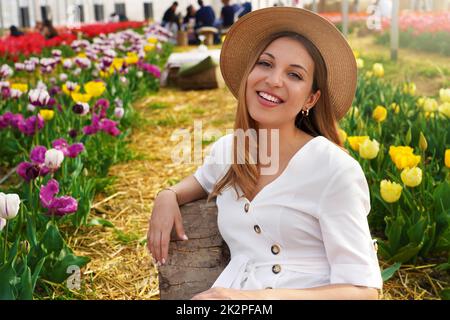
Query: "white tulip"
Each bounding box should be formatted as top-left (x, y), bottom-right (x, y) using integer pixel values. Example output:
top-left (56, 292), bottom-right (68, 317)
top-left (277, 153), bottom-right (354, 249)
top-left (44, 149), bottom-right (64, 170)
top-left (114, 107), bottom-right (125, 119)
top-left (0, 192), bottom-right (20, 220)
top-left (0, 218), bottom-right (6, 231)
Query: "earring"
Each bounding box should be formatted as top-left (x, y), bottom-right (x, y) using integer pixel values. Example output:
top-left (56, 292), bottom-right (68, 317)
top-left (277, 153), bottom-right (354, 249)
top-left (301, 108), bottom-right (309, 117)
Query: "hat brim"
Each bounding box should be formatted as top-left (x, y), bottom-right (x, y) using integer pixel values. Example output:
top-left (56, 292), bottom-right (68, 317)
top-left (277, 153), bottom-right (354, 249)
top-left (219, 7), bottom-right (357, 120)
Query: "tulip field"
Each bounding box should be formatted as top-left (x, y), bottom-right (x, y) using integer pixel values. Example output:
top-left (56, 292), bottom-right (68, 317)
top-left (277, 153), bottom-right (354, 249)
top-left (0, 16), bottom-right (449, 300)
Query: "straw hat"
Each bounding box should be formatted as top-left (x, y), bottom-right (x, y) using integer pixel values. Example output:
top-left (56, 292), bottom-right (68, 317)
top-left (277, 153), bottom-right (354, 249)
top-left (220, 7), bottom-right (357, 120)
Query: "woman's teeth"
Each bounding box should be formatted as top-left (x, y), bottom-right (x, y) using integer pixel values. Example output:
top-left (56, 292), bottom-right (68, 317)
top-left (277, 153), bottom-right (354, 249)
top-left (258, 91), bottom-right (282, 104)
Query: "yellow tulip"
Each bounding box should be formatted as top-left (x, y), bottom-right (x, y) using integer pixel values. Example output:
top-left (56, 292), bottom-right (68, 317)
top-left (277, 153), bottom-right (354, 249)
top-left (400, 167), bottom-right (422, 187)
top-left (100, 66), bottom-right (114, 78)
top-left (380, 180), bottom-right (403, 203)
top-left (389, 146), bottom-right (421, 170)
top-left (62, 83), bottom-right (80, 96)
top-left (423, 98), bottom-right (438, 112)
top-left (338, 129), bottom-right (347, 143)
top-left (71, 92), bottom-right (92, 103)
top-left (353, 50), bottom-right (360, 59)
top-left (147, 37), bottom-right (158, 44)
top-left (347, 136), bottom-right (369, 152)
top-left (440, 88), bottom-right (450, 103)
top-left (403, 82), bottom-right (416, 96)
top-left (77, 52), bottom-right (87, 58)
top-left (39, 109), bottom-right (54, 121)
top-left (112, 58), bottom-right (124, 71)
top-left (416, 97), bottom-right (425, 108)
top-left (125, 52), bottom-right (139, 65)
top-left (373, 105), bottom-right (387, 122)
top-left (390, 102), bottom-right (400, 114)
top-left (356, 58), bottom-right (364, 69)
top-left (359, 138), bottom-right (380, 160)
top-left (438, 102), bottom-right (450, 118)
top-left (372, 63), bottom-right (384, 78)
top-left (144, 44), bottom-right (156, 52)
top-left (11, 83), bottom-right (28, 93)
top-left (445, 149), bottom-right (450, 168)
top-left (365, 71), bottom-right (373, 78)
top-left (84, 81), bottom-right (106, 98)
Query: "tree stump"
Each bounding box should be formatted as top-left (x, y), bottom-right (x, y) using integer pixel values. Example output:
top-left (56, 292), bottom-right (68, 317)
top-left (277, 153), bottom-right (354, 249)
top-left (158, 198), bottom-right (230, 300)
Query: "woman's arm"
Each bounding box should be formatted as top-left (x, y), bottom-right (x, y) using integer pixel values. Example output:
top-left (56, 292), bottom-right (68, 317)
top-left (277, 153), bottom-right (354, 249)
top-left (191, 284), bottom-right (379, 300)
top-left (160, 175), bottom-right (208, 206)
top-left (147, 175), bottom-right (208, 265)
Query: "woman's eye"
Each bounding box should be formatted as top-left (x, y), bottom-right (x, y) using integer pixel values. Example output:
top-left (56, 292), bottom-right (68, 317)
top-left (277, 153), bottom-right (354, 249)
top-left (289, 73), bottom-right (302, 80)
top-left (257, 61), bottom-right (271, 67)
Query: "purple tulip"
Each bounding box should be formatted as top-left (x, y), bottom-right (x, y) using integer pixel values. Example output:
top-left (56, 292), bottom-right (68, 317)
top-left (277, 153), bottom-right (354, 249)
top-left (17, 115), bottom-right (44, 136)
top-left (29, 88), bottom-right (50, 107)
top-left (69, 129), bottom-right (78, 138)
top-left (40, 179), bottom-right (78, 216)
top-left (16, 145), bottom-right (50, 181)
top-left (52, 138), bottom-right (84, 158)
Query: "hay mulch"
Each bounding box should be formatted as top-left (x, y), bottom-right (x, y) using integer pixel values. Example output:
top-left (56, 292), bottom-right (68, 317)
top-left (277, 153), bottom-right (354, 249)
top-left (50, 85), bottom-right (447, 300)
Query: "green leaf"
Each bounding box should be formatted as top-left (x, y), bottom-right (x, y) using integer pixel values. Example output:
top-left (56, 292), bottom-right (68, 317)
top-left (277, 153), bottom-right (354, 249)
top-left (381, 262), bottom-right (402, 282)
top-left (0, 262), bottom-right (16, 300)
top-left (388, 241), bottom-right (424, 263)
top-left (48, 252), bottom-right (91, 283)
top-left (88, 218), bottom-right (115, 228)
top-left (41, 223), bottom-right (64, 254)
top-left (385, 215), bottom-right (406, 253)
top-left (18, 266), bottom-right (32, 300)
top-left (31, 256), bottom-right (46, 293)
top-left (26, 216), bottom-right (37, 247)
top-left (440, 288), bottom-right (450, 300)
top-left (406, 217), bottom-right (427, 244)
top-left (433, 181), bottom-right (450, 213)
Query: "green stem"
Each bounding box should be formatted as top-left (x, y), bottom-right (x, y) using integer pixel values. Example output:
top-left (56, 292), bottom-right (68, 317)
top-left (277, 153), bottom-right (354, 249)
top-left (4, 223), bottom-right (8, 264)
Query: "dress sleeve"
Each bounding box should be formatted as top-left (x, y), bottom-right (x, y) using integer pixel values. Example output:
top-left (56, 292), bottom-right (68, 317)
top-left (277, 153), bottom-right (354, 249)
top-left (318, 160), bottom-right (383, 289)
top-left (193, 135), bottom-right (231, 194)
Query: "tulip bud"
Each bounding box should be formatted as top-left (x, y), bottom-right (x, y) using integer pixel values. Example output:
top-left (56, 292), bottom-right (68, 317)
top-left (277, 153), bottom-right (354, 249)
top-left (44, 149), bottom-right (64, 170)
top-left (405, 127), bottom-right (412, 146)
top-left (419, 132), bottom-right (428, 152)
top-left (0, 192), bottom-right (20, 220)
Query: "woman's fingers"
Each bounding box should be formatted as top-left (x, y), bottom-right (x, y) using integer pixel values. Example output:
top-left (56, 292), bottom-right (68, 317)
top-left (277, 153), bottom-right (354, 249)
top-left (161, 231), bottom-right (170, 264)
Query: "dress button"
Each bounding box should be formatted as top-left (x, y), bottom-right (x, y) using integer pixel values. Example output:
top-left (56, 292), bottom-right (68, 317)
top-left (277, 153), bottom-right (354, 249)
top-left (271, 244), bottom-right (280, 255)
top-left (253, 225), bottom-right (261, 234)
top-left (244, 202), bottom-right (249, 213)
top-left (272, 264), bottom-right (281, 274)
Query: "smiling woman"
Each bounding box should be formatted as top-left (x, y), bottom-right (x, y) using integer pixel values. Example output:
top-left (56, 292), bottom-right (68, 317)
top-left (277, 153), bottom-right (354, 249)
top-left (148, 7), bottom-right (382, 300)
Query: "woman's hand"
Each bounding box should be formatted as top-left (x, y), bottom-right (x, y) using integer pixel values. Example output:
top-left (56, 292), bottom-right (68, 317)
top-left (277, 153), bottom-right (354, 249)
top-left (147, 191), bottom-right (188, 265)
top-left (191, 287), bottom-right (259, 300)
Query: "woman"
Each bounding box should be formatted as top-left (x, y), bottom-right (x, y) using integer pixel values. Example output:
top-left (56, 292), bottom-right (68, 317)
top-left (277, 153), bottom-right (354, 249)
top-left (42, 20), bottom-right (58, 39)
top-left (147, 7), bottom-right (382, 300)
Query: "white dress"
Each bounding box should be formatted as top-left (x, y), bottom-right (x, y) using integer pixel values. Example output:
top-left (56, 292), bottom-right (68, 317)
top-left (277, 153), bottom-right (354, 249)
top-left (193, 134), bottom-right (383, 290)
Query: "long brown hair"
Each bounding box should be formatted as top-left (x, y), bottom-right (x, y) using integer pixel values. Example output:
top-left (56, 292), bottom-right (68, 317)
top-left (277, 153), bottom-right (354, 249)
top-left (209, 32), bottom-right (343, 201)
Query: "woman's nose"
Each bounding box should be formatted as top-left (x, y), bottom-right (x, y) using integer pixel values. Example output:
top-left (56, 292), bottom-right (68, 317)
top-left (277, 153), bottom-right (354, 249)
top-left (265, 70), bottom-right (283, 88)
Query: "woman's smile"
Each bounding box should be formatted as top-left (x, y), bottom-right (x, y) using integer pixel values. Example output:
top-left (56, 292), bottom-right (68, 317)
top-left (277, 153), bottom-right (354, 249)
top-left (256, 91), bottom-right (285, 108)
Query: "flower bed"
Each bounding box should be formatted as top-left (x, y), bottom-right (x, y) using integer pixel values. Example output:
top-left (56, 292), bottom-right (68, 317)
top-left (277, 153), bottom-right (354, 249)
top-left (341, 51), bottom-right (450, 271)
top-left (375, 13), bottom-right (450, 56)
top-left (0, 24), bottom-right (173, 299)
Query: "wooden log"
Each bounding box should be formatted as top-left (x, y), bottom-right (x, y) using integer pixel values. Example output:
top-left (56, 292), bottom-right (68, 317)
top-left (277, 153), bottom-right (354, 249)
top-left (158, 198), bottom-right (230, 300)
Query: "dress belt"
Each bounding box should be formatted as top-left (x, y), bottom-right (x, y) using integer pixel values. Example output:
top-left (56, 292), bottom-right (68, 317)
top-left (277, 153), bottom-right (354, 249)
top-left (212, 254), bottom-right (330, 289)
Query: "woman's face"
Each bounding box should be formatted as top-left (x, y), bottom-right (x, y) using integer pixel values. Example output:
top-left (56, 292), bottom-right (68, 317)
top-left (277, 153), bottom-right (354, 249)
top-left (246, 37), bottom-right (321, 129)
